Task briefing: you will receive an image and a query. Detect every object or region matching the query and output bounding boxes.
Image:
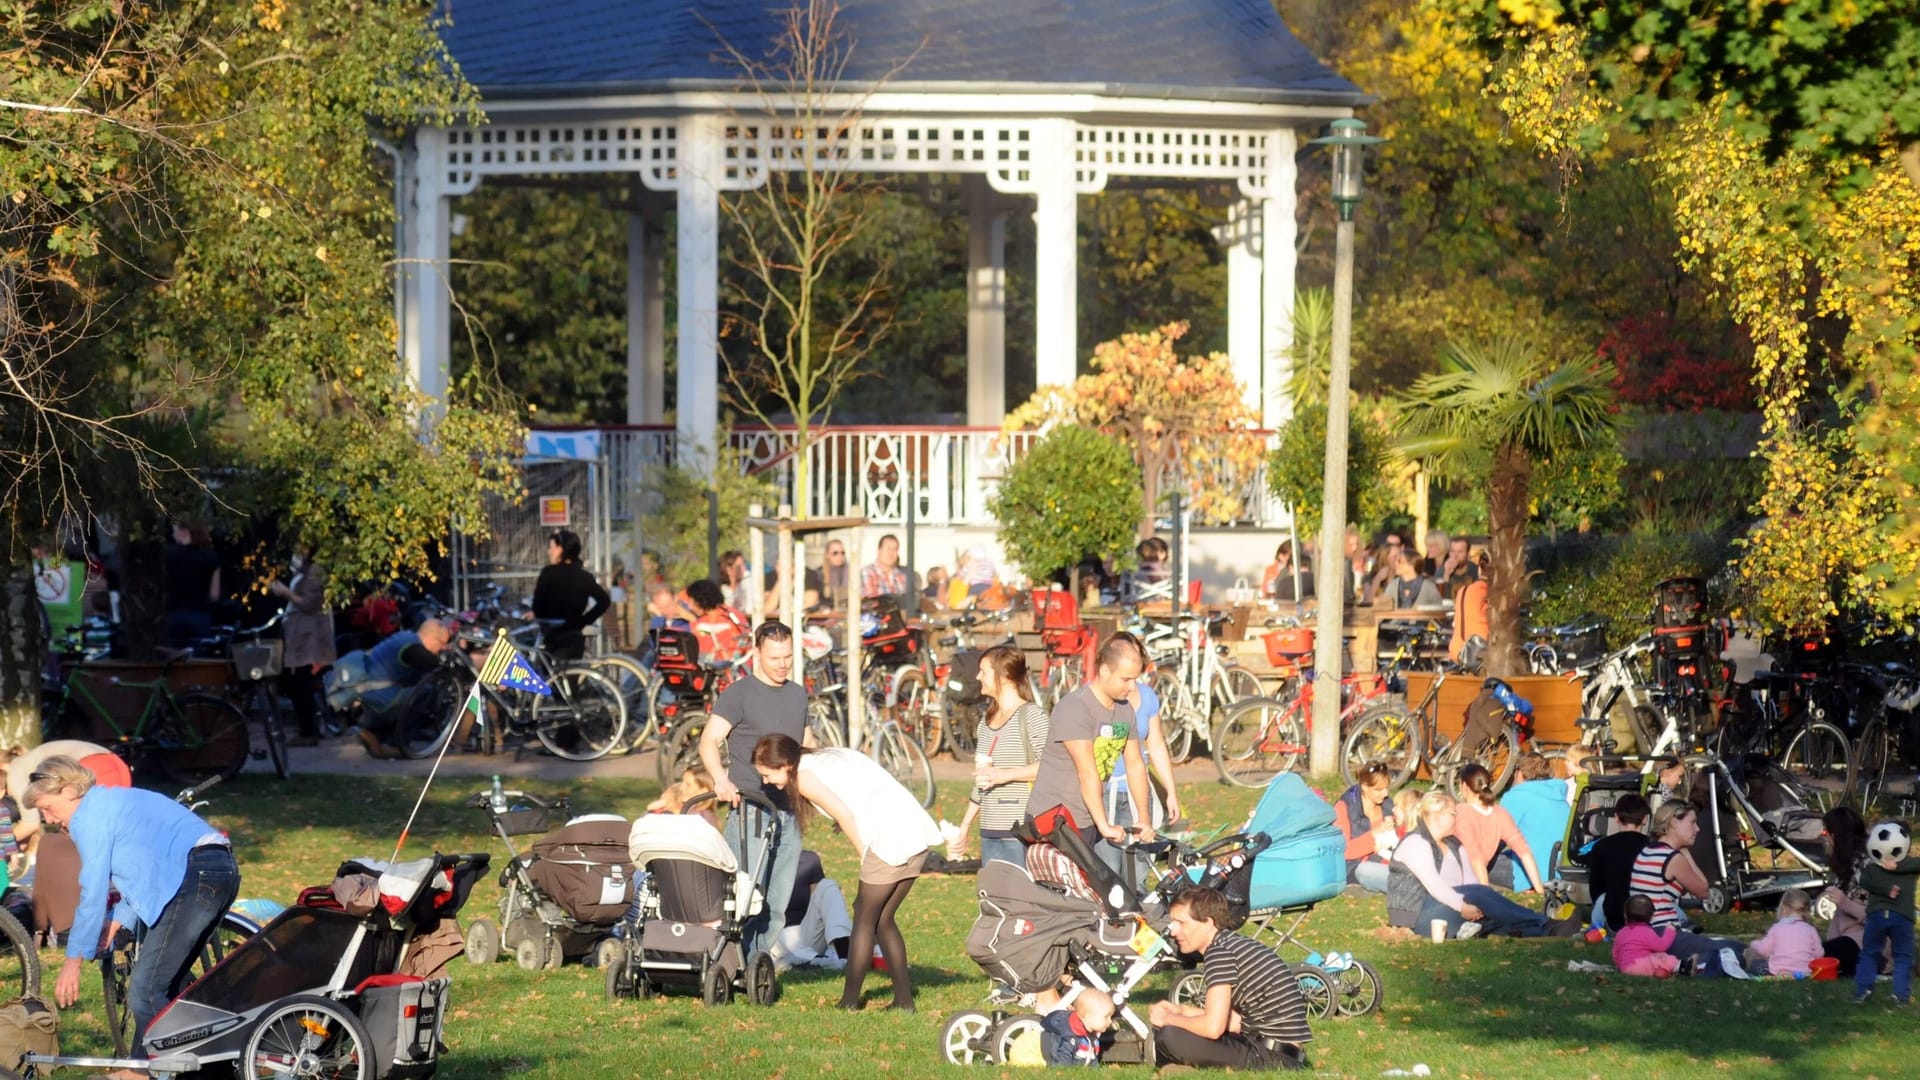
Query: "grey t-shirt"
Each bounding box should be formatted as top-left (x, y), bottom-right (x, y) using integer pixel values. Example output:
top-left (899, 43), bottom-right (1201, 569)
top-left (711, 675), bottom-right (809, 810)
top-left (1025, 685), bottom-right (1134, 830)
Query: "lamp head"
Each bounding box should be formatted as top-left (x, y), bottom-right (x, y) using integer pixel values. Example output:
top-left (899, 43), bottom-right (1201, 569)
top-left (1309, 118), bottom-right (1385, 222)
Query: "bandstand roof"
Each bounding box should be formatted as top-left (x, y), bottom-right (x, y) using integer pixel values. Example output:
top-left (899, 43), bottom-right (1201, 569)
top-left (438, 0), bottom-right (1364, 107)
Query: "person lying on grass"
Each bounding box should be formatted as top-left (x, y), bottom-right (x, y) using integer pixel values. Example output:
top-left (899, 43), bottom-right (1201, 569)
top-left (1149, 886), bottom-right (1311, 1071)
top-left (1386, 790), bottom-right (1577, 940)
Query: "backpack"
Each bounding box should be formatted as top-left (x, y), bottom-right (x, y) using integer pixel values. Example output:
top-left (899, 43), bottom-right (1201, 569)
top-left (0, 997), bottom-right (57, 1075)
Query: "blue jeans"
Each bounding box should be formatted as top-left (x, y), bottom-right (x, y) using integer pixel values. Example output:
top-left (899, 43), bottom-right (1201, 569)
top-left (1856, 910), bottom-right (1916, 1001)
top-left (1353, 859), bottom-right (1390, 894)
top-left (979, 835), bottom-right (1026, 869)
top-left (726, 802), bottom-right (800, 958)
top-left (130, 845), bottom-right (241, 1056)
top-left (1455, 885), bottom-right (1552, 937)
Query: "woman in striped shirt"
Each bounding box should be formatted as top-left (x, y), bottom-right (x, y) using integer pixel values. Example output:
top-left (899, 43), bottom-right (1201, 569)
top-left (1630, 801), bottom-right (1748, 973)
top-left (951, 645), bottom-right (1050, 868)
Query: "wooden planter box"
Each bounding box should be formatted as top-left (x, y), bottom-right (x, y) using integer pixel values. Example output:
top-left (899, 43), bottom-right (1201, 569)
top-left (1399, 671), bottom-right (1586, 748)
top-left (53, 659), bottom-right (233, 743)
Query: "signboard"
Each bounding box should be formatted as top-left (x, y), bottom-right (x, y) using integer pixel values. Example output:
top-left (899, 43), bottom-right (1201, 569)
top-left (539, 496), bottom-right (571, 527)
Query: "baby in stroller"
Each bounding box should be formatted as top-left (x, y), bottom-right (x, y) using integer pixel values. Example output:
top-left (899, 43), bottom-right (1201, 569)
top-left (602, 792), bottom-right (782, 1007)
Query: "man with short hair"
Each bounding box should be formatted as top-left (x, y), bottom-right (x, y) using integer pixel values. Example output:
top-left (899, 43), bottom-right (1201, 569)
top-left (861, 534), bottom-right (908, 601)
top-left (1571, 792), bottom-right (1652, 932)
top-left (700, 622), bottom-right (808, 956)
top-left (355, 619), bottom-right (454, 759)
top-left (1150, 886), bottom-right (1311, 1070)
top-left (1442, 536), bottom-right (1478, 598)
top-left (1026, 634), bottom-right (1156, 847)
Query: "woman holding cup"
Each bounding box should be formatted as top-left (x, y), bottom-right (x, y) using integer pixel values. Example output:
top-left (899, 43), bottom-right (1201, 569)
top-left (950, 645), bottom-right (1050, 867)
top-left (1332, 762), bottom-right (1398, 893)
top-left (1386, 790), bottom-right (1576, 940)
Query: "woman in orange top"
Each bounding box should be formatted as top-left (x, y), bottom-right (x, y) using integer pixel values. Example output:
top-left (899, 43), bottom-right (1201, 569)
top-left (1449, 550), bottom-right (1491, 661)
top-left (1451, 763), bottom-right (1545, 894)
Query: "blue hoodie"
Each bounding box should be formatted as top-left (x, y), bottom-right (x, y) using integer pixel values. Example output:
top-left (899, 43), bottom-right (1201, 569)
top-left (1499, 778), bottom-right (1571, 888)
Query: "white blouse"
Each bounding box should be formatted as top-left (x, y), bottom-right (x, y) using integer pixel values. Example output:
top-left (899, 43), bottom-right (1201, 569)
top-left (798, 748), bottom-right (942, 865)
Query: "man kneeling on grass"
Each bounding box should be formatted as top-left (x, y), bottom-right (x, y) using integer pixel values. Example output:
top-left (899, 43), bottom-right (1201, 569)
top-left (1149, 886), bottom-right (1310, 1071)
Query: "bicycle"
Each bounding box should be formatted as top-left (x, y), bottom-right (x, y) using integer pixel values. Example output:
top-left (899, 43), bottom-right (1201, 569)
top-left (1845, 660), bottom-right (1920, 810)
top-left (1136, 612), bottom-right (1263, 763)
top-left (408, 628), bottom-right (628, 762)
top-left (1713, 669), bottom-right (1854, 811)
top-left (96, 775), bottom-right (263, 1057)
top-left (199, 613), bottom-right (292, 780)
top-left (42, 656), bottom-right (251, 786)
top-left (1337, 664), bottom-right (1525, 796)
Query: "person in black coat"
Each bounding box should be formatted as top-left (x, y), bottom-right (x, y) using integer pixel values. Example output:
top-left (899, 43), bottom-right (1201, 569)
top-left (531, 529), bottom-right (610, 662)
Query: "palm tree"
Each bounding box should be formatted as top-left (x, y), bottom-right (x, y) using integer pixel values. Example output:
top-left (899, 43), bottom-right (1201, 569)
top-left (1398, 337), bottom-right (1619, 677)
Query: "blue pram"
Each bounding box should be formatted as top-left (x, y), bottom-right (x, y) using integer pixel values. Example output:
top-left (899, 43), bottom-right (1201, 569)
top-left (1234, 774), bottom-right (1382, 1018)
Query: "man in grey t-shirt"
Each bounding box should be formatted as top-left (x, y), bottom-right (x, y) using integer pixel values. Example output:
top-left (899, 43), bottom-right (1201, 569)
top-left (701, 621), bottom-right (808, 956)
top-left (1025, 633), bottom-right (1156, 846)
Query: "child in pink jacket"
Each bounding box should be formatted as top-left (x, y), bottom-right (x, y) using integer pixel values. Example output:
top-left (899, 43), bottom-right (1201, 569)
top-left (1746, 888), bottom-right (1823, 977)
top-left (1612, 895), bottom-right (1681, 977)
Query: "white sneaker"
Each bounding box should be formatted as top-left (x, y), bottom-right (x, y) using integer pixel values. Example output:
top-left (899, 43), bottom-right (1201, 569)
top-left (1720, 948), bottom-right (1751, 980)
top-left (1457, 921), bottom-right (1484, 941)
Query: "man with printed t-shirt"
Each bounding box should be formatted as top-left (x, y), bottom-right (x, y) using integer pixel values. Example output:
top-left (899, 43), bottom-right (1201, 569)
top-left (1025, 633), bottom-right (1156, 846)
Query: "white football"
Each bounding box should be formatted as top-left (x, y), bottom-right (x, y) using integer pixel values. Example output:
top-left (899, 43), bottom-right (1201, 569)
top-left (1867, 821), bottom-right (1912, 864)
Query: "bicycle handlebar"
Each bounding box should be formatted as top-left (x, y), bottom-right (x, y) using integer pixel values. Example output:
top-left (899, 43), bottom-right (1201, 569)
top-left (174, 772), bottom-right (223, 806)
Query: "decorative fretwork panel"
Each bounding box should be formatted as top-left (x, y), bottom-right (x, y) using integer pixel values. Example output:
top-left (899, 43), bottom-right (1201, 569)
top-left (444, 123), bottom-right (680, 195)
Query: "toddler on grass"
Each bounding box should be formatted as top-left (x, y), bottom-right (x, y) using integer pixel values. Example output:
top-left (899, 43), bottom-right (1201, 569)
top-left (1745, 889), bottom-right (1822, 977)
top-left (1853, 838), bottom-right (1920, 1005)
top-left (1612, 895), bottom-right (1680, 977)
top-left (1041, 987), bottom-right (1114, 1066)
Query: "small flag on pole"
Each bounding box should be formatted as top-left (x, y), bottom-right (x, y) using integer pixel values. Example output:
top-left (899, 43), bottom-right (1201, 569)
top-left (476, 633), bottom-right (551, 696)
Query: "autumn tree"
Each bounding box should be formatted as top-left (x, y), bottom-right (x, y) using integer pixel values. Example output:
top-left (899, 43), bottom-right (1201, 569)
top-left (989, 426), bottom-right (1143, 586)
top-left (1006, 322), bottom-right (1264, 536)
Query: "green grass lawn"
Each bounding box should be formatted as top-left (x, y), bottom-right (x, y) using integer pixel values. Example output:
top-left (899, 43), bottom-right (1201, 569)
top-left (48, 772), bottom-right (1915, 1077)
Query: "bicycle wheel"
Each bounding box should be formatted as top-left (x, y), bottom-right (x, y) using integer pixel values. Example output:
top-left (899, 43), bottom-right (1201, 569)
top-left (256, 684), bottom-right (291, 780)
top-left (659, 711), bottom-right (711, 783)
top-left (806, 696), bottom-right (847, 749)
top-left (1780, 720), bottom-right (1854, 812)
top-left (243, 994), bottom-right (374, 1080)
top-left (1221, 664), bottom-right (1265, 703)
top-left (395, 667), bottom-right (467, 760)
top-left (534, 667), bottom-right (628, 761)
top-left (1451, 722), bottom-right (1520, 799)
top-left (885, 667), bottom-right (947, 758)
top-left (1340, 700), bottom-right (1422, 790)
top-left (871, 723), bottom-right (934, 808)
top-left (1211, 697), bottom-right (1303, 789)
top-left (0, 908), bottom-right (38, 1004)
top-left (1149, 670), bottom-right (1195, 763)
top-left (104, 910), bottom-right (257, 1057)
top-left (156, 693), bottom-right (251, 787)
top-left (592, 655), bottom-right (654, 753)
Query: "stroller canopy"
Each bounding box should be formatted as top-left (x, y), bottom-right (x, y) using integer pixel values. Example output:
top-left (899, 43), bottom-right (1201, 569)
top-left (629, 813), bottom-right (736, 873)
top-left (1246, 773), bottom-right (1337, 840)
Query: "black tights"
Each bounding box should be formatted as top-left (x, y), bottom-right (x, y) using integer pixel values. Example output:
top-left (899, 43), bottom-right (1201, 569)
top-left (841, 877), bottom-right (914, 1009)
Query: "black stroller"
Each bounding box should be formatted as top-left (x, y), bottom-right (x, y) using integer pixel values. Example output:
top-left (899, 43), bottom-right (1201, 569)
top-left (23, 852), bottom-right (489, 1079)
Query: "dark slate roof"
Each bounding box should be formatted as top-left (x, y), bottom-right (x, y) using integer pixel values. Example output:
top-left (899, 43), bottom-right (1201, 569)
top-left (437, 0), bottom-right (1364, 105)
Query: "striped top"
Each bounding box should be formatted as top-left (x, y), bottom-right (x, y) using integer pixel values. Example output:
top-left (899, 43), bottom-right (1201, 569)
top-left (970, 703), bottom-right (1051, 835)
top-left (1202, 932), bottom-right (1313, 1045)
top-left (1628, 841), bottom-right (1685, 929)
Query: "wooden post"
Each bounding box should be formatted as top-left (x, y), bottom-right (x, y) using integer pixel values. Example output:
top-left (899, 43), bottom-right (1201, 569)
top-left (747, 503), bottom-right (764, 626)
top-left (846, 524), bottom-right (865, 749)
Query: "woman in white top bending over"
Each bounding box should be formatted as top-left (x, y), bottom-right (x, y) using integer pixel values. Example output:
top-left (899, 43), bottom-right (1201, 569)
top-left (752, 733), bottom-right (942, 1012)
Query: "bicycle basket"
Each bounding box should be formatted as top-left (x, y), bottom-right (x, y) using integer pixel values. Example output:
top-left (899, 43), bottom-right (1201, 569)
top-left (231, 640), bottom-right (282, 682)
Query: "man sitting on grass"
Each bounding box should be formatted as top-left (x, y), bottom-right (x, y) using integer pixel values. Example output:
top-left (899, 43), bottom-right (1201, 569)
top-left (1149, 886), bottom-right (1310, 1071)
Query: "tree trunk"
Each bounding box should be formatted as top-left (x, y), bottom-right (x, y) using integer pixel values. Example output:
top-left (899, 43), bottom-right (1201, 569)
top-left (1484, 444), bottom-right (1532, 679)
top-left (1139, 450), bottom-right (1162, 541)
top-left (0, 566), bottom-right (45, 750)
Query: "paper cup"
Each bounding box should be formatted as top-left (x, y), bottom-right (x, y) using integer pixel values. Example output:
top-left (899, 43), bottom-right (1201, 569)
top-left (1430, 919), bottom-right (1447, 943)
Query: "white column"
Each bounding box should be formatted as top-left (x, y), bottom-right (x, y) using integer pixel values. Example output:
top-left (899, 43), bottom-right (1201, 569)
top-left (1032, 119), bottom-right (1078, 388)
top-left (626, 200), bottom-right (667, 425)
top-left (676, 115), bottom-right (723, 467)
top-left (965, 176), bottom-right (1007, 426)
top-left (1225, 197), bottom-right (1263, 417)
top-left (1262, 128), bottom-right (1300, 429)
top-left (401, 127), bottom-right (451, 411)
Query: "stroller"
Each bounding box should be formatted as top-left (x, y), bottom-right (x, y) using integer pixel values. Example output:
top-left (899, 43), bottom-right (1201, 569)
top-left (1229, 774), bottom-right (1383, 1019)
top-left (601, 792), bottom-right (782, 1006)
top-left (24, 852), bottom-right (489, 1079)
top-left (1544, 763), bottom-right (1648, 913)
top-left (462, 787), bottom-right (633, 971)
top-left (1690, 752), bottom-right (1830, 913)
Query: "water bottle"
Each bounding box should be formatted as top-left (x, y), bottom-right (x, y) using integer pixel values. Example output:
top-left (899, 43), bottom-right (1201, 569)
top-left (489, 775), bottom-right (509, 814)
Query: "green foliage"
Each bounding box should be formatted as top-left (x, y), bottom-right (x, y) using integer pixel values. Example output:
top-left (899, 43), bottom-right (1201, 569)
top-left (1398, 336), bottom-right (1619, 481)
top-left (1432, 492), bottom-right (1488, 537)
top-left (1531, 531), bottom-right (1736, 650)
top-left (638, 440), bottom-right (777, 590)
top-left (1284, 288), bottom-right (1334, 411)
top-left (988, 425), bottom-right (1143, 581)
top-left (1530, 435), bottom-right (1626, 537)
top-left (1266, 403), bottom-right (1397, 538)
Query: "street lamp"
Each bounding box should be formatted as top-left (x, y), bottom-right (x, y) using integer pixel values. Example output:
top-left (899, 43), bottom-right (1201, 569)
top-left (1306, 117), bottom-right (1383, 778)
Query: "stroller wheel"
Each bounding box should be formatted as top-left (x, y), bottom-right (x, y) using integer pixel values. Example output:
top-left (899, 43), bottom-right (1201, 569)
top-left (987, 1014), bottom-right (1045, 1064)
top-left (745, 949), bottom-right (779, 1006)
top-left (1332, 960), bottom-right (1384, 1018)
top-left (463, 918), bottom-right (500, 966)
top-left (514, 935), bottom-right (551, 972)
top-left (1171, 971), bottom-right (1205, 1008)
top-left (243, 994), bottom-right (375, 1080)
top-left (1293, 966), bottom-right (1335, 1021)
top-left (940, 1010), bottom-right (995, 1065)
top-left (1703, 884), bottom-right (1731, 915)
top-left (701, 959), bottom-right (733, 1006)
top-left (543, 936), bottom-right (565, 971)
top-left (601, 942), bottom-right (631, 1000)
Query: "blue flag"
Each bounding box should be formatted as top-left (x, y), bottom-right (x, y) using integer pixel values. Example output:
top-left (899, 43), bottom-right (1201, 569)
top-left (498, 651), bottom-right (552, 696)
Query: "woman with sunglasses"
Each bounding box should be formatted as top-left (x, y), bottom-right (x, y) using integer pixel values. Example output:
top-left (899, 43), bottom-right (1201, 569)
top-left (1332, 762), bottom-right (1398, 892)
top-left (25, 756), bottom-right (239, 1076)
